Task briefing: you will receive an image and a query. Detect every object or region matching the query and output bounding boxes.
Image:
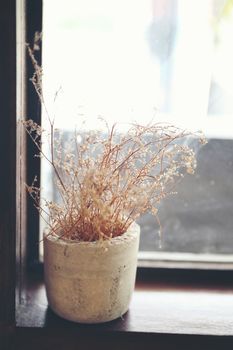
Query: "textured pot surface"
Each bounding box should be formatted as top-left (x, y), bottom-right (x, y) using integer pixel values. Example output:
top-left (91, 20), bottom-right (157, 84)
top-left (44, 223), bottom-right (140, 323)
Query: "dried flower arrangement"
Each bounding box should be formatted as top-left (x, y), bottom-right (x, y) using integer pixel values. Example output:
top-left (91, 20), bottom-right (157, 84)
top-left (23, 40), bottom-right (206, 243)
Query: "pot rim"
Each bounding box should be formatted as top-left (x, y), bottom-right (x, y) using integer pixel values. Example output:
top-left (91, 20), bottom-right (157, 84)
top-left (44, 221), bottom-right (140, 247)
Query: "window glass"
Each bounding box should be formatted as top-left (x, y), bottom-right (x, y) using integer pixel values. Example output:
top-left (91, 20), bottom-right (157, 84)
top-left (41, 0), bottom-right (233, 260)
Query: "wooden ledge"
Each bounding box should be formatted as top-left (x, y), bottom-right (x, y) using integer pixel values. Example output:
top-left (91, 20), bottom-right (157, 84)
top-left (16, 268), bottom-right (233, 338)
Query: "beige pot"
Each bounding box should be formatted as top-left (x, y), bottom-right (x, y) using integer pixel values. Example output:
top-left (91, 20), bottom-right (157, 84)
top-left (44, 222), bottom-right (140, 323)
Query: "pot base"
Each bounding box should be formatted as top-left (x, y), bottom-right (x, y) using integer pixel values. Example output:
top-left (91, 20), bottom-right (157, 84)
top-left (44, 223), bottom-right (140, 323)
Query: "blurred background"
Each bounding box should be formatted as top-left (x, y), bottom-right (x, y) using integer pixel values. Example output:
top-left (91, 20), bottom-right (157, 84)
top-left (41, 0), bottom-right (233, 259)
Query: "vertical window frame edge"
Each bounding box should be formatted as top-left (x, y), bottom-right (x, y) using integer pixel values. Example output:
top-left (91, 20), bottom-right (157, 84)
top-left (0, 0), bottom-right (17, 338)
top-left (25, 0), bottom-right (43, 267)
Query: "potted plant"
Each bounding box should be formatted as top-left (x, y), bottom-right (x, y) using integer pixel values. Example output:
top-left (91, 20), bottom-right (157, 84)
top-left (23, 41), bottom-right (206, 323)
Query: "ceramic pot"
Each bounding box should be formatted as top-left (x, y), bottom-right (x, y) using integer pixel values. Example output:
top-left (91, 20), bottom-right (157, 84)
top-left (44, 222), bottom-right (140, 323)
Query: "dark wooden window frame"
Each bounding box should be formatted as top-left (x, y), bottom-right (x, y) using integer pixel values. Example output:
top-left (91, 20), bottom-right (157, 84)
top-left (25, 0), bottom-right (42, 268)
top-left (1, 1), bottom-right (233, 349)
top-left (0, 2), bottom-right (16, 350)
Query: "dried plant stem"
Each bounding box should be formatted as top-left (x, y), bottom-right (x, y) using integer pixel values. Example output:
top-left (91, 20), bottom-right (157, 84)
top-left (23, 38), bottom-right (206, 242)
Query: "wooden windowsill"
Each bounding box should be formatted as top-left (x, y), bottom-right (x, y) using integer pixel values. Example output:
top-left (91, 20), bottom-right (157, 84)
top-left (16, 267), bottom-right (233, 338)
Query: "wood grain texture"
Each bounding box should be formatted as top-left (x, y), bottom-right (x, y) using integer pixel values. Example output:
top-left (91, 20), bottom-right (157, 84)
top-left (13, 328), bottom-right (233, 350)
top-left (16, 271), bottom-right (233, 337)
top-left (14, 271), bottom-right (233, 349)
top-left (0, 0), bottom-right (16, 328)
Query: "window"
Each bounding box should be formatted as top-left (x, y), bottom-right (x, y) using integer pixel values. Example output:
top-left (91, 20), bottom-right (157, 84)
top-left (39, 0), bottom-right (233, 266)
top-left (0, 1), bottom-right (230, 347)
top-left (0, 1), bottom-right (232, 346)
